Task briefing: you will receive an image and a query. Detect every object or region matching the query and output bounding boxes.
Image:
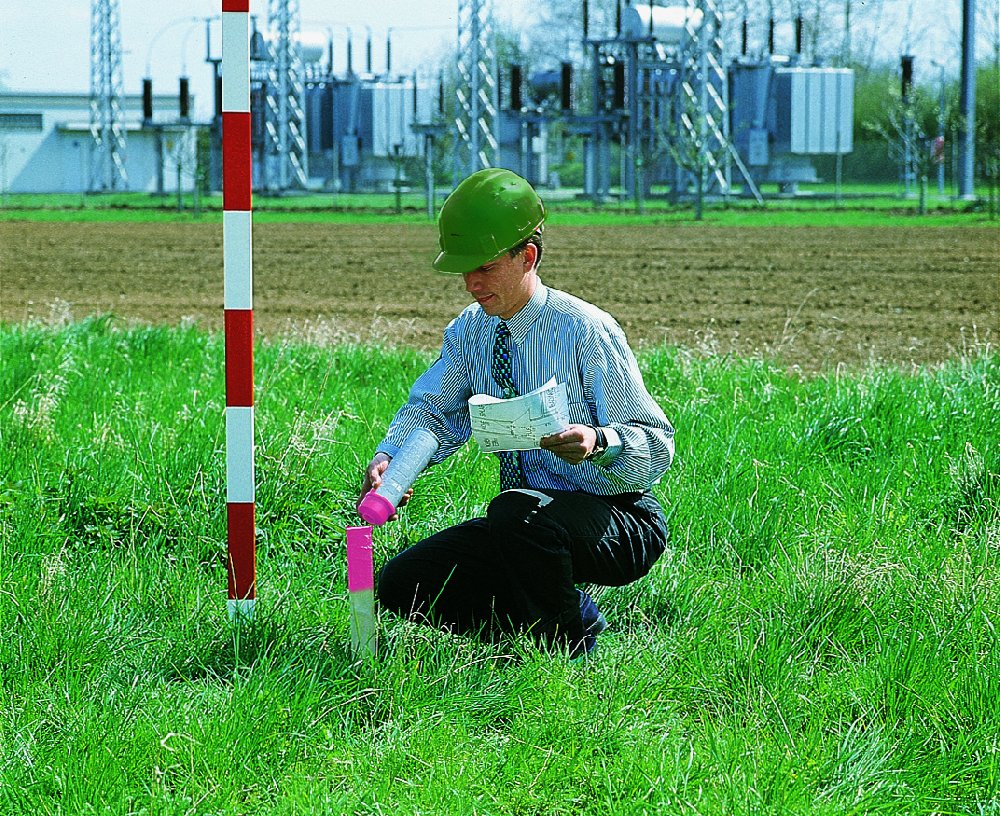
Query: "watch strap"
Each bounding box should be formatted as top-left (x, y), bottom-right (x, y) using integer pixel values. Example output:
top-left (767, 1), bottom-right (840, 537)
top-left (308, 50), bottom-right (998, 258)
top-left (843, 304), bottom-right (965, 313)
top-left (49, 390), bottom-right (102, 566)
top-left (586, 425), bottom-right (607, 461)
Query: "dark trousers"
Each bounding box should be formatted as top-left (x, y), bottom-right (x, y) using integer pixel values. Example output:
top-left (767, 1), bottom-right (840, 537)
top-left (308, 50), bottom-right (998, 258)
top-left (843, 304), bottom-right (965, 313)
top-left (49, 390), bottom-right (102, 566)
top-left (376, 488), bottom-right (668, 653)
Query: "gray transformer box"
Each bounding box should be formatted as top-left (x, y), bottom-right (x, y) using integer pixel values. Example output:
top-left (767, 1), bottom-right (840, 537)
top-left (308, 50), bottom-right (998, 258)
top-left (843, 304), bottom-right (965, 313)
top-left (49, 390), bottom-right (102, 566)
top-left (775, 68), bottom-right (854, 155)
top-left (729, 62), bottom-right (853, 187)
top-left (304, 78), bottom-right (435, 191)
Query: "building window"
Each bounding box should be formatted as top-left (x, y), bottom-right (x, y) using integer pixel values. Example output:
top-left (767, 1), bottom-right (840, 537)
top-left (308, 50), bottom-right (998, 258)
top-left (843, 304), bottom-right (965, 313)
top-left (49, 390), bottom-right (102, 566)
top-left (0, 113), bottom-right (44, 131)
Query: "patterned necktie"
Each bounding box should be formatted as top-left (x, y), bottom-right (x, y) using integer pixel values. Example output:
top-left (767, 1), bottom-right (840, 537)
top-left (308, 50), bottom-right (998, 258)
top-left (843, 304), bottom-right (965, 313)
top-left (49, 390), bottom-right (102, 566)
top-left (491, 321), bottom-right (525, 490)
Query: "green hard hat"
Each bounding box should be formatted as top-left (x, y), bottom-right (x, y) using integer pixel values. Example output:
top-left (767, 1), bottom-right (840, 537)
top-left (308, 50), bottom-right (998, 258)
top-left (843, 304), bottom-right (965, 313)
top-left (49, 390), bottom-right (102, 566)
top-left (433, 168), bottom-right (546, 274)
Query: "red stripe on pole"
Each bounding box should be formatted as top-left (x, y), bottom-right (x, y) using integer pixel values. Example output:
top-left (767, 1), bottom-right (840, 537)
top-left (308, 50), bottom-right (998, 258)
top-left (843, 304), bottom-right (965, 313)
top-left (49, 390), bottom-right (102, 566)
top-left (224, 309), bottom-right (254, 406)
top-left (222, 112), bottom-right (252, 211)
top-left (223, 0), bottom-right (255, 618)
top-left (227, 502), bottom-right (257, 600)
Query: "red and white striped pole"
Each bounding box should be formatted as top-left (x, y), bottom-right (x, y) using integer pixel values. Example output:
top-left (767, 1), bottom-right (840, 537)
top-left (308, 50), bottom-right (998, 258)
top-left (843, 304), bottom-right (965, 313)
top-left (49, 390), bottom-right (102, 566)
top-left (222, 0), bottom-right (256, 622)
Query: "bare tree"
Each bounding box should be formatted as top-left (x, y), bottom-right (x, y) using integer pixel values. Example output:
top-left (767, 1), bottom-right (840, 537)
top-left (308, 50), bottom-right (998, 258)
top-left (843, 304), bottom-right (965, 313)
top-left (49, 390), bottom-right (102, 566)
top-left (978, 0), bottom-right (1000, 216)
top-left (729, 0), bottom-right (866, 63)
top-left (522, 0), bottom-right (616, 67)
top-left (800, 0), bottom-right (851, 63)
top-left (866, 83), bottom-right (937, 211)
top-left (982, 0), bottom-right (1000, 66)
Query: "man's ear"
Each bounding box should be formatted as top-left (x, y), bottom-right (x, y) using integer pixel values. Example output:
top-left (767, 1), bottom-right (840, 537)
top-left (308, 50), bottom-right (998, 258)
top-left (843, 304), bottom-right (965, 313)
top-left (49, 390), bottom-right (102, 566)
top-left (523, 241), bottom-right (538, 271)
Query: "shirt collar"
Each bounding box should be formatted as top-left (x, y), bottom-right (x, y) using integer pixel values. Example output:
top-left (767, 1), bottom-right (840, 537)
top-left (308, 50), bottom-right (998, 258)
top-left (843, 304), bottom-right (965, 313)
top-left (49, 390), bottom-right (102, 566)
top-left (498, 281), bottom-right (547, 343)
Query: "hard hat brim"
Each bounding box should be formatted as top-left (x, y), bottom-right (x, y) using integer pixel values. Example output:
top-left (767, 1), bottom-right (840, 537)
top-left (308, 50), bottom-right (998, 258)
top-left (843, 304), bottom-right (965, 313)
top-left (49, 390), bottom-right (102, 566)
top-left (432, 248), bottom-right (505, 275)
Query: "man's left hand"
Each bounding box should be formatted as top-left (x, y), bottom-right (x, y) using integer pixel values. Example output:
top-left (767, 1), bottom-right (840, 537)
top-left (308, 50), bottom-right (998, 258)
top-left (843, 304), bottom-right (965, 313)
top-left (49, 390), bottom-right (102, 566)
top-left (540, 424), bottom-right (598, 465)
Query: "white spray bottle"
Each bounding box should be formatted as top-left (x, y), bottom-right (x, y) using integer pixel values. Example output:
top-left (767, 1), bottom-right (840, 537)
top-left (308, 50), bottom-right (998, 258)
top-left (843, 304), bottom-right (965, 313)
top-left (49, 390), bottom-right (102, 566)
top-left (358, 426), bottom-right (440, 526)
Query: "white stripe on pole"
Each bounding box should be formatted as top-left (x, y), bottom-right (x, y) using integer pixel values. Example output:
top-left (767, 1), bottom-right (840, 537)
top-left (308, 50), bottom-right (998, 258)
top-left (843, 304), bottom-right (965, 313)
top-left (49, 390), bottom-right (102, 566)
top-left (221, 12), bottom-right (251, 112)
top-left (226, 406), bottom-right (256, 503)
top-left (223, 211), bottom-right (254, 309)
top-left (228, 598), bottom-right (255, 622)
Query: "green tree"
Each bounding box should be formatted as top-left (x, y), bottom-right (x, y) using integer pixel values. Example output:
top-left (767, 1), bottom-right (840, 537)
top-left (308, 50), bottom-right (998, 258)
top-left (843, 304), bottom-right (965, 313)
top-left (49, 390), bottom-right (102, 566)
top-left (976, 63), bottom-right (999, 213)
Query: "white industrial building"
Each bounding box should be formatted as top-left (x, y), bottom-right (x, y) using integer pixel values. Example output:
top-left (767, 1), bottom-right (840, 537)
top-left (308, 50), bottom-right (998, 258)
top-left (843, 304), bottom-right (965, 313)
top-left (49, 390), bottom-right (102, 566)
top-left (0, 90), bottom-right (197, 194)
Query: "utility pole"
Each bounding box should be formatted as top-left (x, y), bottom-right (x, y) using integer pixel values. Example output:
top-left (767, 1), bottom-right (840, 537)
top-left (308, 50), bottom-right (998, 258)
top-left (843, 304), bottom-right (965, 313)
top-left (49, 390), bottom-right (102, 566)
top-left (206, 16), bottom-right (223, 192)
top-left (957, 0), bottom-right (977, 199)
top-left (931, 60), bottom-right (947, 196)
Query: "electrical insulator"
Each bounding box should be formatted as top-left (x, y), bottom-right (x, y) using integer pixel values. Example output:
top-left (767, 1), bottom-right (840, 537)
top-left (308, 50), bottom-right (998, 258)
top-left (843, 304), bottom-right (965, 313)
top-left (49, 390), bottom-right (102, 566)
top-left (179, 77), bottom-right (190, 119)
top-left (901, 55), bottom-right (915, 102)
top-left (613, 60), bottom-right (625, 109)
top-left (511, 64), bottom-right (522, 110)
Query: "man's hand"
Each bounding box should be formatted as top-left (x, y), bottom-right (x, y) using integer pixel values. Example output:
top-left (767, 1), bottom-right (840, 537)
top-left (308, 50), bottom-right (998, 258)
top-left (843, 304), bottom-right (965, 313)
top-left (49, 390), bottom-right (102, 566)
top-left (359, 453), bottom-right (413, 522)
top-left (540, 424), bottom-right (599, 465)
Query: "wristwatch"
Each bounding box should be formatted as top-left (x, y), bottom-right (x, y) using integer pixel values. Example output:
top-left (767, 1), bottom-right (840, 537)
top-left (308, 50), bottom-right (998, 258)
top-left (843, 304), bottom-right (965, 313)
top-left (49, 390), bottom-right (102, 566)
top-left (585, 426), bottom-right (607, 461)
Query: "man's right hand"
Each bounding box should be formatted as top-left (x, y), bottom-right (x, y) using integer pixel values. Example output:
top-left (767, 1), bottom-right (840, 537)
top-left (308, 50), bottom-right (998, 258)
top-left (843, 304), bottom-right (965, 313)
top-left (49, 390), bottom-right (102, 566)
top-left (358, 453), bottom-right (413, 522)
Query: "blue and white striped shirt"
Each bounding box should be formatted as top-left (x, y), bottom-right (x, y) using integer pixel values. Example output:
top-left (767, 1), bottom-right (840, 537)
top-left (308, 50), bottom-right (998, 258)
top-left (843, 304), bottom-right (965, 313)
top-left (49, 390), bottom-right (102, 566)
top-left (377, 281), bottom-right (675, 495)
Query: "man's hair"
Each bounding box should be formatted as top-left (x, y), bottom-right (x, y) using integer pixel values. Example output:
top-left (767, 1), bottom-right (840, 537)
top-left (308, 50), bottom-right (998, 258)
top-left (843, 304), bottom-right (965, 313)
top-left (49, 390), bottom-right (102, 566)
top-left (508, 229), bottom-right (544, 269)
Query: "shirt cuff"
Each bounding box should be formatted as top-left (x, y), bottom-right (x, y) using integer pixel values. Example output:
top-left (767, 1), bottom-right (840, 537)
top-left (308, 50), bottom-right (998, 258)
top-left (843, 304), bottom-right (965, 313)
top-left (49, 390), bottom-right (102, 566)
top-left (377, 440), bottom-right (402, 459)
top-left (590, 425), bottom-right (622, 466)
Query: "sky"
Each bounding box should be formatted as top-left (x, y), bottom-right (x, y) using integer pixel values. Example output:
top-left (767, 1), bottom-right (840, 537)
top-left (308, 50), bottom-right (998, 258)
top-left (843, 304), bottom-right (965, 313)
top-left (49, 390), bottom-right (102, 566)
top-left (0, 0), bottom-right (526, 118)
top-left (0, 1), bottom-right (984, 121)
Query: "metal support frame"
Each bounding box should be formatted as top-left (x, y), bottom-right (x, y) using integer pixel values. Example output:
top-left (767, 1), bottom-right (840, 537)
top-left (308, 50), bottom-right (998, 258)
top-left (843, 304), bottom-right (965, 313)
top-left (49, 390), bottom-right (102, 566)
top-left (454, 0), bottom-right (499, 178)
top-left (413, 123), bottom-right (446, 218)
top-left (264, 0), bottom-right (309, 190)
top-left (89, 0), bottom-right (128, 191)
top-left (575, 0), bottom-right (743, 204)
top-left (674, 0), bottom-right (730, 197)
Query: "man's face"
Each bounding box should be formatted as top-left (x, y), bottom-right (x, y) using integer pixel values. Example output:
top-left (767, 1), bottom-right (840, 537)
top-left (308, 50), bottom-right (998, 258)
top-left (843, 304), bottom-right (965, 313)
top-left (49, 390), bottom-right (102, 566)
top-left (462, 244), bottom-right (538, 320)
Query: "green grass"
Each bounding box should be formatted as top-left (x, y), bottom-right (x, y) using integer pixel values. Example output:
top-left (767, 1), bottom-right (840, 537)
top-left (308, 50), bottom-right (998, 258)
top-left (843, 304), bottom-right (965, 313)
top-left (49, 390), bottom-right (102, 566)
top-left (0, 185), bottom-right (995, 227)
top-left (1, 317), bottom-right (998, 814)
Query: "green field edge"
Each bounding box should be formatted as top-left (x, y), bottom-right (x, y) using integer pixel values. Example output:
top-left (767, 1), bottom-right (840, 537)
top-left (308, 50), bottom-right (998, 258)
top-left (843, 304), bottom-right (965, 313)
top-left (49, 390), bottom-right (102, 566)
top-left (0, 207), bottom-right (994, 228)
top-left (1, 186), bottom-right (996, 227)
top-left (2, 314), bottom-right (993, 379)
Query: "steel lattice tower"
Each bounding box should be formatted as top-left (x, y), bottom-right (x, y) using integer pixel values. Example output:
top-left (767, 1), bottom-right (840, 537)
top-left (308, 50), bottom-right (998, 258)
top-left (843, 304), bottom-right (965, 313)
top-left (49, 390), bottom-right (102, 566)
top-left (454, 0), bottom-right (499, 178)
top-left (264, 0), bottom-right (309, 190)
top-left (676, 0), bottom-right (730, 194)
top-left (89, 0), bottom-right (128, 191)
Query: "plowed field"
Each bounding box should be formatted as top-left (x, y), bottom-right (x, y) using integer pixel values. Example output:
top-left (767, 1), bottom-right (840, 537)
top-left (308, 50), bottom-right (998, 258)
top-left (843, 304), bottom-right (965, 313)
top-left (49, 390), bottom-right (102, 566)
top-left (1, 221), bottom-right (996, 370)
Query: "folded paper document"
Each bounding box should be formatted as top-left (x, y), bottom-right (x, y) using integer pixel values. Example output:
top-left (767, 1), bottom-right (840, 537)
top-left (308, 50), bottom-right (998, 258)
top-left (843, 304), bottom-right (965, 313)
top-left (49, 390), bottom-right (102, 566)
top-left (469, 377), bottom-right (570, 452)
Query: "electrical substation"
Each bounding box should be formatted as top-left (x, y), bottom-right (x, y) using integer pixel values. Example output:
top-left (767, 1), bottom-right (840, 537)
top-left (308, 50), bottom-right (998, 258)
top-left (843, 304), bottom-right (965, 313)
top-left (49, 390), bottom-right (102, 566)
top-left (2, 0), bottom-right (861, 201)
top-left (227, 0), bottom-right (857, 201)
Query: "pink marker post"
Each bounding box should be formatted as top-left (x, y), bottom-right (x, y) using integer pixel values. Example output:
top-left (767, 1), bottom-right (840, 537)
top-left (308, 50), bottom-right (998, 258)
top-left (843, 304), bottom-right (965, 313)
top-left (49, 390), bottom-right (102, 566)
top-left (346, 525), bottom-right (376, 657)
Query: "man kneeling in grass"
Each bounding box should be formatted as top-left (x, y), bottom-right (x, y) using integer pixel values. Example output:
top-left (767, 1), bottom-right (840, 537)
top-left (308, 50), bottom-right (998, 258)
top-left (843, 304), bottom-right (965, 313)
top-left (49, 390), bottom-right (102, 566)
top-left (359, 168), bottom-right (674, 660)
